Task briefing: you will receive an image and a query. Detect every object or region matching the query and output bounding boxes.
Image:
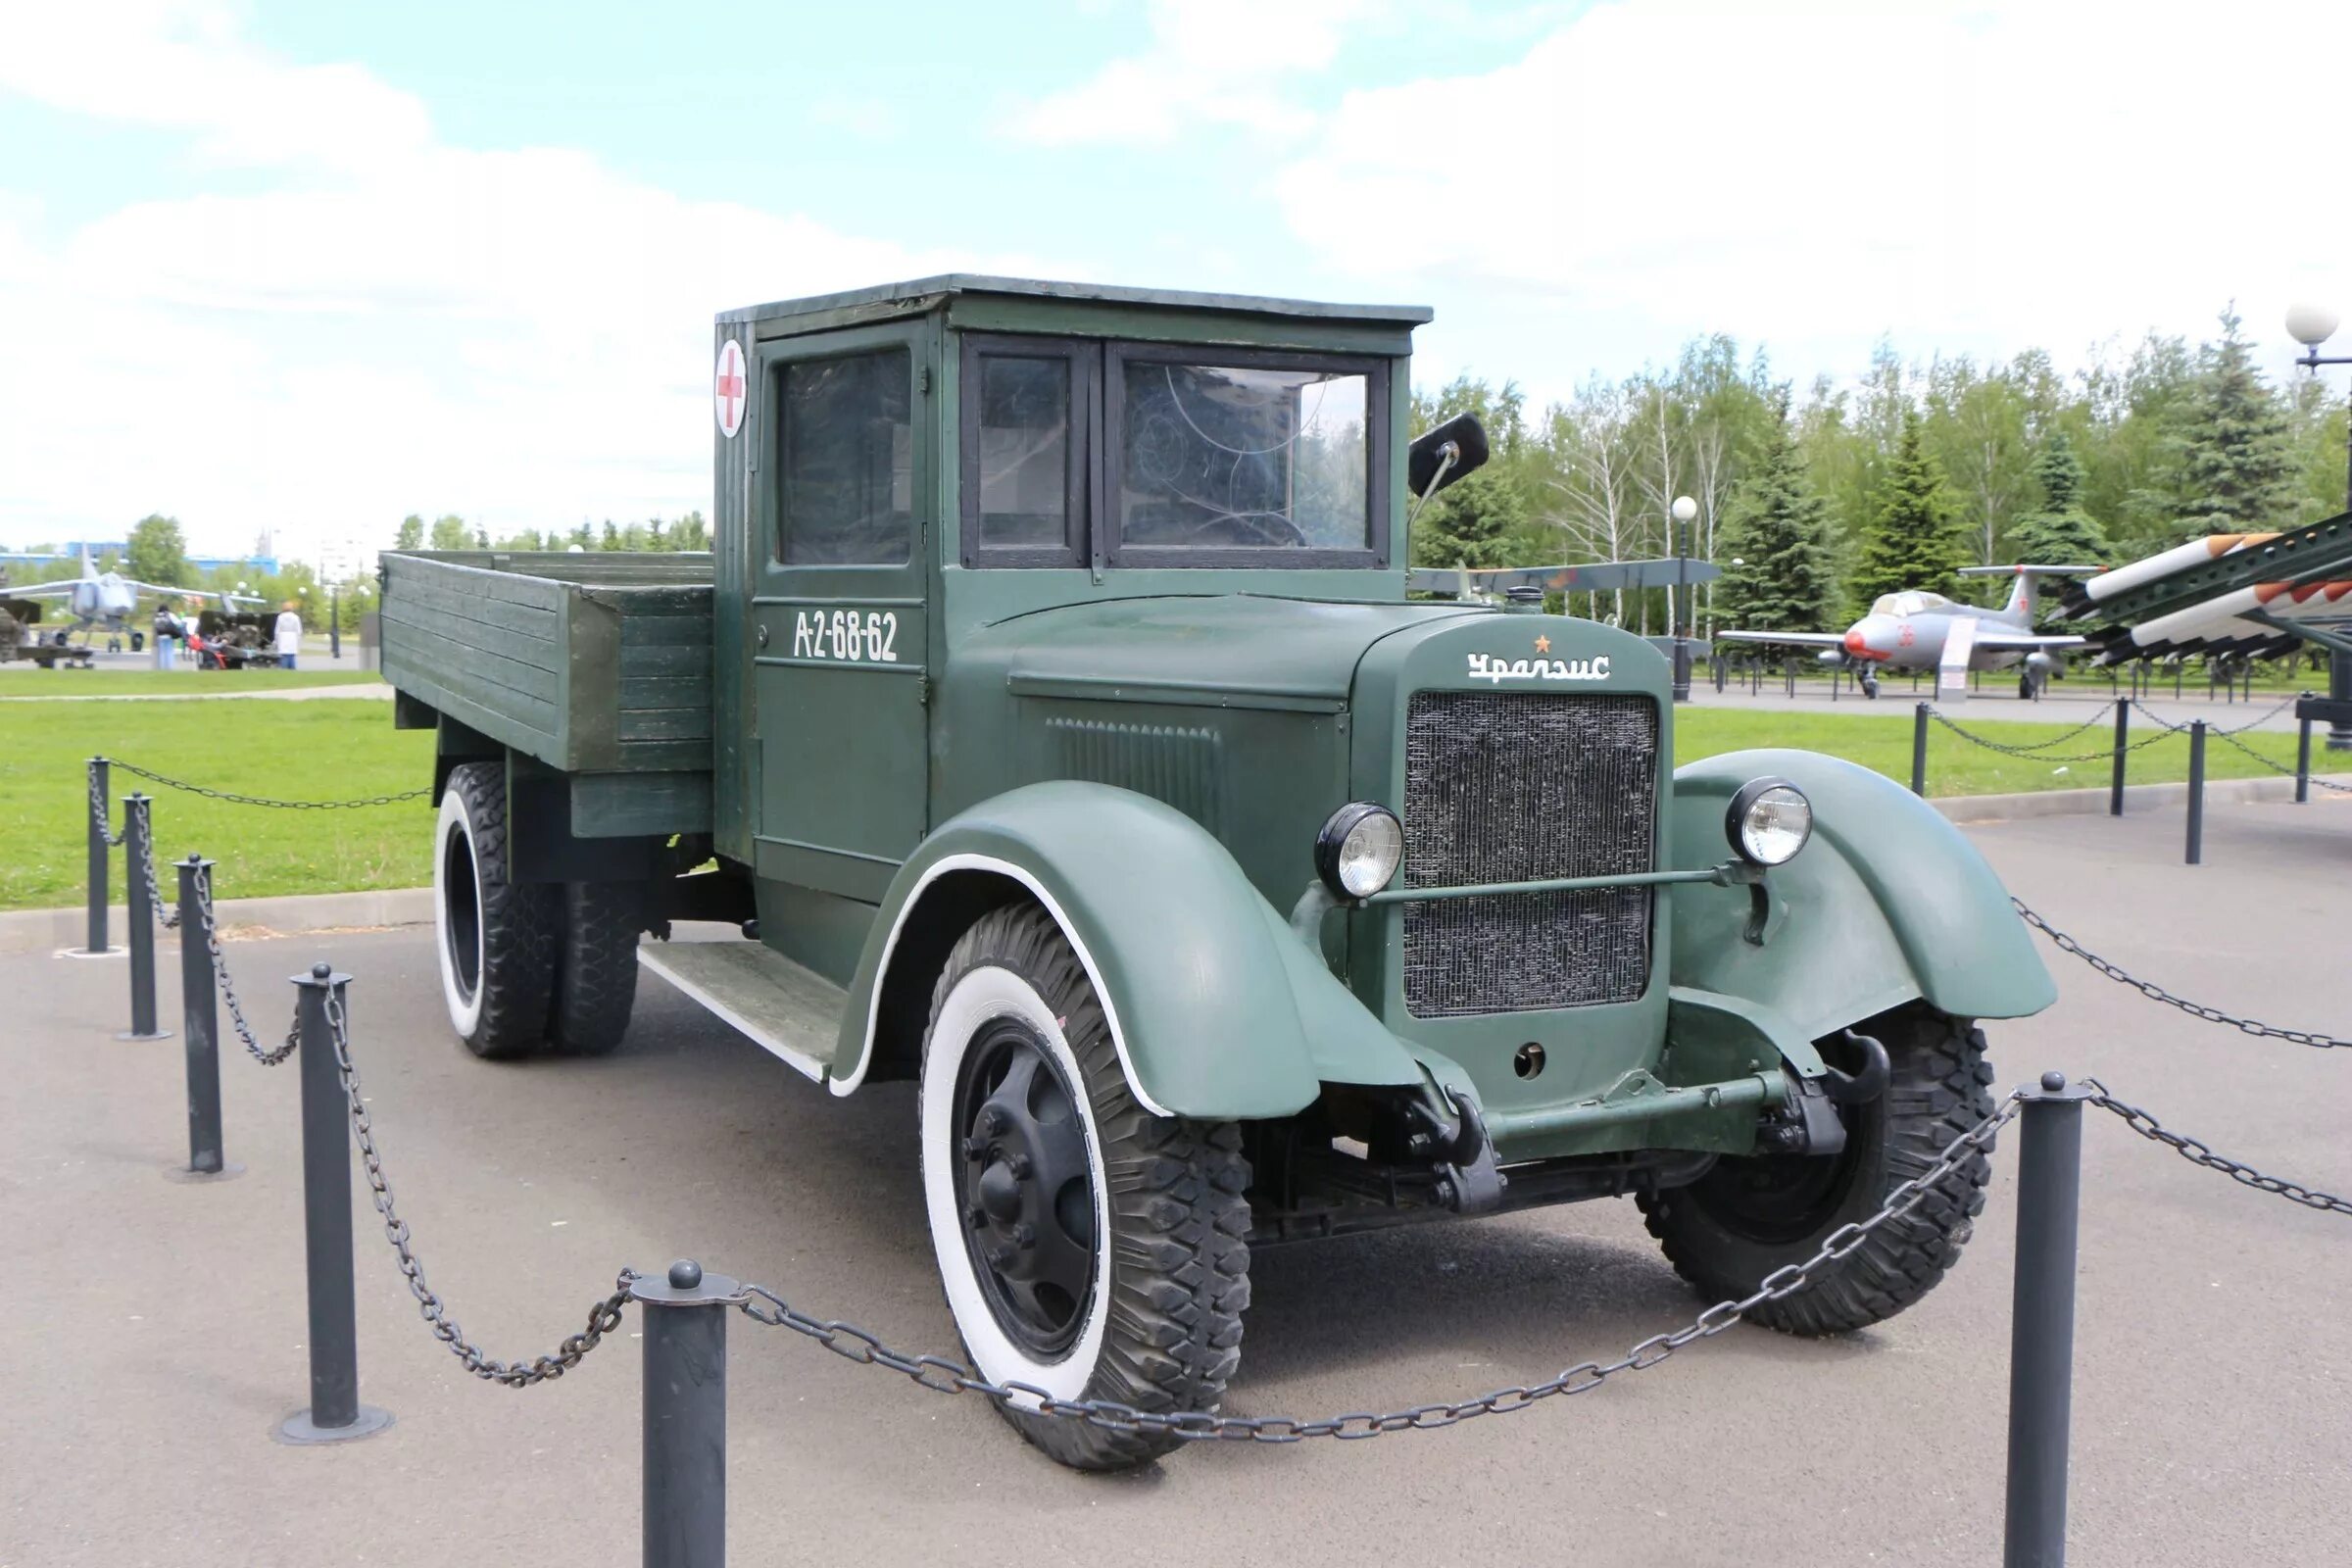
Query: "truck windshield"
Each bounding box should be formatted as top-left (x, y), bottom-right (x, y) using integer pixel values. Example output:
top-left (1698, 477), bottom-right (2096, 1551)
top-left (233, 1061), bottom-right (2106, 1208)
top-left (1116, 361), bottom-right (1370, 553)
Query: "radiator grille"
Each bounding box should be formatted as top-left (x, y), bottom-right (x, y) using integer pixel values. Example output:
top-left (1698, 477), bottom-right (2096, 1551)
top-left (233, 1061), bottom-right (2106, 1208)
top-left (1401, 692), bottom-right (1659, 1017)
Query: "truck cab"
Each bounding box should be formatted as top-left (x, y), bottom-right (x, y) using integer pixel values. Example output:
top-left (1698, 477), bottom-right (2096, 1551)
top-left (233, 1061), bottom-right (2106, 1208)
top-left (382, 275), bottom-right (2054, 1471)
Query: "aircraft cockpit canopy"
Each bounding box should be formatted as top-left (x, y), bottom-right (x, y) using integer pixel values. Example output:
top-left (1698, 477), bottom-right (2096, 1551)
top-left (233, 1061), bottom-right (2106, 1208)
top-left (1871, 591), bottom-right (1956, 617)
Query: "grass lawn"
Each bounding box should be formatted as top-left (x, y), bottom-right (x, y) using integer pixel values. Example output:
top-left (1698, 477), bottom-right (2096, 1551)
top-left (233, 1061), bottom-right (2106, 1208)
top-left (0, 692), bottom-right (2322, 911)
top-left (0, 668), bottom-right (384, 698)
top-left (0, 700), bottom-right (432, 910)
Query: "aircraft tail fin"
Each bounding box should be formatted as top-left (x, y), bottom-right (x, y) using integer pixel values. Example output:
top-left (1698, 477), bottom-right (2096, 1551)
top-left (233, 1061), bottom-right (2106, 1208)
top-left (1958, 564), bottom-right (2102, 623)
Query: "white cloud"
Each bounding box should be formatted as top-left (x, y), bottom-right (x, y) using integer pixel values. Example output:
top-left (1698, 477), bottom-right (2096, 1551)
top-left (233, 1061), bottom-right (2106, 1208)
top-left (0, 2), bottom-right (994, 559)
top-left (1272, 0), bottom-right (2352, 384)
top-left (1007, 0), bottom-right (1381, 146)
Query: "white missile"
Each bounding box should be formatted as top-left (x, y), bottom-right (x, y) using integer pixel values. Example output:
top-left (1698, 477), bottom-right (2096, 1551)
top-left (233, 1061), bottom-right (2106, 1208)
top-left (2076, 534), bottom-right (2275, 605)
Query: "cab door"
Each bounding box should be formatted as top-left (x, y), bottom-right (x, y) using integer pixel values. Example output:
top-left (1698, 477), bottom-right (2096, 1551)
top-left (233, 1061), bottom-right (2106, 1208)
top-left (749, 319), bottom-right (933, 904)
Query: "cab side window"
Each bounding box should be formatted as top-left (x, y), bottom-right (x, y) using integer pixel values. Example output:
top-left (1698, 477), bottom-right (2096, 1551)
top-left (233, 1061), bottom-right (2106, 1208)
top-left (777, 347), bottom-right (912, 565)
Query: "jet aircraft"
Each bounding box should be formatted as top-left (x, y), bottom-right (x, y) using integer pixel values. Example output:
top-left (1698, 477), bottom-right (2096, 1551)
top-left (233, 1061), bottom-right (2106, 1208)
top-left (5, 543), bottom-right (254, 645)
top-left (1714, 565), bottom-right (2096, 699)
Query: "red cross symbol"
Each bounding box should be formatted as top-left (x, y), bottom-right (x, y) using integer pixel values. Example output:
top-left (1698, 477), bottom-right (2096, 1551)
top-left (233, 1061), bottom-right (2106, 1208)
top-left (714, 340), bottom-right (746, 437)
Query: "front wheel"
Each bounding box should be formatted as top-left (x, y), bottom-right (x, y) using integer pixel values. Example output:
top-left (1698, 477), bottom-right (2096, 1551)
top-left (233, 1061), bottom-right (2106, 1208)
top-left (1637, 1004), bottom-right (1995, 1336)
top-left (919, 906), bottom-right (1251, 1470)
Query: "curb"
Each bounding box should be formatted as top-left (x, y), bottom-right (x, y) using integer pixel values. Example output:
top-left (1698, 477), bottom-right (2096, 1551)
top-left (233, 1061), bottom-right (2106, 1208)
top-left (1930, 771), bottom-right (2352, 824)
top-left (0, 887), bottom-right (434, 956)
top-left (7, 770), bottom-right (2346, 954)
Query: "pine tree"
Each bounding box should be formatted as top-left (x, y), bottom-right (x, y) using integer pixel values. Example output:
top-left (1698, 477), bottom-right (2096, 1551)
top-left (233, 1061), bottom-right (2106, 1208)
top-left (2178, 306), bottom-right (2294, 538)
top-left (1850, 406), bottom-right (1960, 606)
top-left (2009, 429), bottom-right (2110, 588)
top-left (1714, 404), bottom-right (1839, 632)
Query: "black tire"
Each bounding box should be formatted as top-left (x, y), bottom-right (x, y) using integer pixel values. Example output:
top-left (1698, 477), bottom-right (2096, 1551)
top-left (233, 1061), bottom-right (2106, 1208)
top-left (547, 882), bottom-right (644, 1055)
top-left (918, 905), bottom-right (1251, 1471)
top-left (1636, 1004), bottom-right (1995, 1336)
top-left (433, 761), bottom-right (558, 1059)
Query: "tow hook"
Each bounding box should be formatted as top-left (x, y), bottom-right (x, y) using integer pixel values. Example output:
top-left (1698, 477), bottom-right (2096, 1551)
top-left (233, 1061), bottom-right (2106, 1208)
top-left (1822, 1029), bottom-right (1891, 1106)
top-left (1409, 1088), bottom-right (1506, 1215)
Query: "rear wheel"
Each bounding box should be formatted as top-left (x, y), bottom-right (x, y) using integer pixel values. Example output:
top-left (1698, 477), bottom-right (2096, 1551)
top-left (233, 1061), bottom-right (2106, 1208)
top-left (547, 882), bottom-right (643, 1055)
top-left (919, 906), bottom-right (1251, 1471)
top-left (1637, 1004), bottom-right (1994, 1336)
top-left (433, 761), bottom-right (558, 1059)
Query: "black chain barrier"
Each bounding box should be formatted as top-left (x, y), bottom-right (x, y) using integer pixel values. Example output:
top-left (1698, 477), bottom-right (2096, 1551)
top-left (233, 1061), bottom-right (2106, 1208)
top-left (108, 757), bottom-right (428, 810)
top-left (1927, 706), bottom-right (2169, 763)
top-left (318, 988), bottom-right (635, 1386)
top-left (2131, 696), bottom-right (2297, 738)
top-left (86, 763), bottom-right (124, 847)
top-left (181, 862), bottom-right (301, 1065)
top-left (2014, 899), bottom-right (2350, 1050)
top-left (2173, 712), bottom-right (2352, 796)
top-left (2086, 1081), bottom-right (2352, 1217)
top-left (728, 1095), bottom-right (2019, 1441)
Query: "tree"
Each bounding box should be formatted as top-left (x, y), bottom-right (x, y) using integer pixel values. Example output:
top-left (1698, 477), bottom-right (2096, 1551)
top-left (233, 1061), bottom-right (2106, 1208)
top-left (395, 514), bottom-right (424, 550)
top-left (1713, 402), bottom-right (1840, 633)
top-left (124, 514), bottom-right (189, 586)
top-left (2008, 430), bottom-right (2110, 592)
top-left (1850, 407), bottom-right (1960, 607)
top-left (2178, 306), bottom-right (2294, 539)
top-left (672, 511), bottom-right (710, 551)
top-left (428, 514), bottom-right (470, 550)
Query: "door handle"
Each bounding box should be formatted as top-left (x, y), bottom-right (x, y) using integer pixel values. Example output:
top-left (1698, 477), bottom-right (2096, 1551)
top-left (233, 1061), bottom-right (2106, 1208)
top-left (757, 623), bottom-right (770, 648)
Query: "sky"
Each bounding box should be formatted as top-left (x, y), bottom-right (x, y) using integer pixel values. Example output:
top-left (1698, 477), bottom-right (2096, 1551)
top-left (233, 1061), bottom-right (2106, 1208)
top-left (1, 0), bottom-right (2347, 562)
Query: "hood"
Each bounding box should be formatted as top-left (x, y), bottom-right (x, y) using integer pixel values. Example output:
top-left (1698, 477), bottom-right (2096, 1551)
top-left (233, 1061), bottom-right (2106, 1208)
top-left (977, 594), bottom-right (1491, 702)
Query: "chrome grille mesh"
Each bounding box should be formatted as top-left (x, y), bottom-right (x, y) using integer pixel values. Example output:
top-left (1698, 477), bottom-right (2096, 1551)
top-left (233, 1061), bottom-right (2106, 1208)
top-left (1401, 692), bottom-right (1658, 1017)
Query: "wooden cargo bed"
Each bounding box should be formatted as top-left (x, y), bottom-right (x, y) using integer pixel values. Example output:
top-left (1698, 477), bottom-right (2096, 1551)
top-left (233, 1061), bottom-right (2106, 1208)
top-left (381, 551), bottom-right (715, 832)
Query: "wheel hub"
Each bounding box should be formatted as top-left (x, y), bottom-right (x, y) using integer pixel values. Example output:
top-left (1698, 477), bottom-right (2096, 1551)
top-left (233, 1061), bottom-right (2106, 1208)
top-left (953, 1018), bottom-right (1098, 1357)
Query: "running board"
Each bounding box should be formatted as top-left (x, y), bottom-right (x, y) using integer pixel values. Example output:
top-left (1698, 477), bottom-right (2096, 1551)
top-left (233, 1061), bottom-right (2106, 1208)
top-left (637, 940), bottom-right (845, 1082)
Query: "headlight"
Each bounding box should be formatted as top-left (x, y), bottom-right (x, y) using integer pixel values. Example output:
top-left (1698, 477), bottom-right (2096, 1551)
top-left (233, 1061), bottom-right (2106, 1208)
top-left (1316, 803), bottom-right (1404, 899)
top-left (1726, 777), bottom-right (1811, 866)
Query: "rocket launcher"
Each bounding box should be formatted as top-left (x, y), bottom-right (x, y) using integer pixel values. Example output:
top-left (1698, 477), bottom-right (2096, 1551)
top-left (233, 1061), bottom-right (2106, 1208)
top-left (2056, 510), bottom-right (2352, 627)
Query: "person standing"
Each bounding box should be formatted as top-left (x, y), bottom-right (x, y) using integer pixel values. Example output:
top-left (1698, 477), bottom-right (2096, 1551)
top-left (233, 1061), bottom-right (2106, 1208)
top-left (273, 601), bottom-right (303, 670)
top-left (151, 600), bottom-right (180, 669)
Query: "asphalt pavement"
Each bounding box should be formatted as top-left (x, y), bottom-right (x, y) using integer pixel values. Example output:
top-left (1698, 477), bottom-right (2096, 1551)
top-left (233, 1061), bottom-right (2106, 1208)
top-left (6, 797), bottom-right (2350, 1567)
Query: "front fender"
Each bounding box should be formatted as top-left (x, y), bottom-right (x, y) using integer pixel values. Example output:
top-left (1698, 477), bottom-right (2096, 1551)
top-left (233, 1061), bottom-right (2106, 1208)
top-left (1666, 750), bottom-right (2055, 1039)
top-left (831, 782), bottom-right (1422, 1119)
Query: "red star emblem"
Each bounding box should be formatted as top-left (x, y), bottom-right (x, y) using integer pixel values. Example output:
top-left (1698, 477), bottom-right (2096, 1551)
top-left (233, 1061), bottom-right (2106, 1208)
top-left (1533, 634), bottom-right (1551, 654)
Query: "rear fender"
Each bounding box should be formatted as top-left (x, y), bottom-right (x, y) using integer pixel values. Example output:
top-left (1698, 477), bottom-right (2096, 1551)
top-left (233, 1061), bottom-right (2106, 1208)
top-left (1667, 750), bottom-right (2055, 1041)
top-left (831, 782), bottom-right (1423, 1118)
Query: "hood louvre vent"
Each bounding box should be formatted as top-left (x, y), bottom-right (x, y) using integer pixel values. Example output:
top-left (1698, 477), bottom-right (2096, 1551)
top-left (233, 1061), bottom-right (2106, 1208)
top-left (1046, 716), bottom-right (1224, 833)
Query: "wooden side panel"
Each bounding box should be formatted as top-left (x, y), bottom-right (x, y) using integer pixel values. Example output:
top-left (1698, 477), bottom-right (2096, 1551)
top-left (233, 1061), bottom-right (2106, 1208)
top-left (379, 552), bottom-right (714, 780)
top-left (380, 555), bottom-right (567, 765)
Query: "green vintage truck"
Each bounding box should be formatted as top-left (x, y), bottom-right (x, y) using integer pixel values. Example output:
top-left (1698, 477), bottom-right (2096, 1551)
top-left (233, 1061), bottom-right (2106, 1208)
top-left (380, 275), bottom-right (2055, 1469)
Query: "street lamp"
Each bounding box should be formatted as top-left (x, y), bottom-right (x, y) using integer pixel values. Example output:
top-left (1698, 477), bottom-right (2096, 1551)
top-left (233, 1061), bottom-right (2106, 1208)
top-left (1670, 494), bottom-right (1699, 702)
top-left (2286, 303), bottom-right (2352, 749)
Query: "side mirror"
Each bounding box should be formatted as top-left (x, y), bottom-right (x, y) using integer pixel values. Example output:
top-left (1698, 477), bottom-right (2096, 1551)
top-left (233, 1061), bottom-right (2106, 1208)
top-left (1406, 413), bottom-right (1490, 500)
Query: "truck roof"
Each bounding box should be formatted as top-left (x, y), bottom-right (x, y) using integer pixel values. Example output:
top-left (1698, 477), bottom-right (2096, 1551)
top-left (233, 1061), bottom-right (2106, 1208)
top-left (714, 273), bottom-right (1435, 331)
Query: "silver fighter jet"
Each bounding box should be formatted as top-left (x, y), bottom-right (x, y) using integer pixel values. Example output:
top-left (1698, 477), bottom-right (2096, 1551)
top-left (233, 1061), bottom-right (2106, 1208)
top-left (1714, 565), bottom-right (2094, 699)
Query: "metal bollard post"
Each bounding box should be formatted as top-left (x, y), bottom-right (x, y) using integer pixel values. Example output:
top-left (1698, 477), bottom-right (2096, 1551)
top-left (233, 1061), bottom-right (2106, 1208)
top-left (1911, 702), bottom-right (1931, 797)
top-left (636, 1260), bottom-right (736, 1568)
top-left (2296, 710), bottom-right (2313, 805)
top-left (118, 795), bottom-right (171, 1042)
top-left (1713, 656), bottom-right (1726, 694)
top-left (2004, 1071), bottom-right (2092, 1568)
top-left (2184, 720), bottom-right (2206, 866)
top-left (2108, 704), bottom-right (2129, 817)
top-left (1785, 663), bottom-right (1795, 699)
top-left (276, 962), bottom-right (392, 1445)
top-left (168, 856), bottom-right (241, 1181)
top-left (76, 756), bottom-right (118, 956)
